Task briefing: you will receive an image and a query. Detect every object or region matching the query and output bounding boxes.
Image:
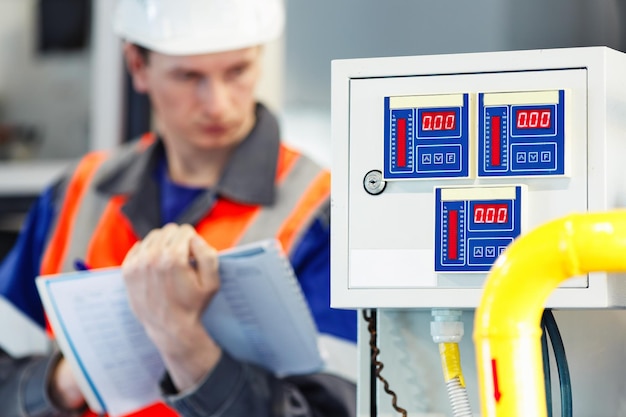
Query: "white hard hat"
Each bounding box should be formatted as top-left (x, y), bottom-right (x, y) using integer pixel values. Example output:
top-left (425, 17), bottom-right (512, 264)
top-left (113, 0), bottom-right (285, 55)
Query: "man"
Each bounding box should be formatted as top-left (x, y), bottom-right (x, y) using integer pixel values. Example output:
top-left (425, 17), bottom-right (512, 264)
top-left (0, 0), bottom-right (357, 416)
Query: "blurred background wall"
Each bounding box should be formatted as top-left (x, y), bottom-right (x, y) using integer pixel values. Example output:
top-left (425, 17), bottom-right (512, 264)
top-left (0, 0), bottom-right (91, 161)
top-left (280, 0), bottom-right (624, 167)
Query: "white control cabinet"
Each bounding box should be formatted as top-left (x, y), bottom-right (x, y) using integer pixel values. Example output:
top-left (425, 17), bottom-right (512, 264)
top-left (331, 46), bottom-right (626, 308)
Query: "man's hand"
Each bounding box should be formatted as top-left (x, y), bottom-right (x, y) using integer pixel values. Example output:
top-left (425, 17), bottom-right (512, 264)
top-left (49, 357), bottom-right (85, 411)
top-left (122, 223), bottom-right (222, 391)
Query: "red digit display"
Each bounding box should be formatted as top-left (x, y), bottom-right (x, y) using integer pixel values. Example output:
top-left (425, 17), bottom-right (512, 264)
top-left (516, 108), bottom-right (551, 129)
top-left (474, 203), bottom-right (508, 224)
top-left (421, 111), bottom-right (456, 131)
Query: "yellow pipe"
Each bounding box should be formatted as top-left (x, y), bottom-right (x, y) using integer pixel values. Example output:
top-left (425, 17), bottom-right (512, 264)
top-left (473, 210), bottom-right (626, 417)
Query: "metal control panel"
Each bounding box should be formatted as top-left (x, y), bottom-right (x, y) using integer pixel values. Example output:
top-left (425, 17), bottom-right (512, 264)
top-left (331, 47), bottom-right (626, 308)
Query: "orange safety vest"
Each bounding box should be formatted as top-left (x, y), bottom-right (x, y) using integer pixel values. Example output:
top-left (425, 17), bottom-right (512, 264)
top-left (39, 138), bottom-right (330, 417)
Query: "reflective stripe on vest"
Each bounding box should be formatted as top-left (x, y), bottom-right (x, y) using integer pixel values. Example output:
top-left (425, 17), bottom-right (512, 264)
top-left (235, 153), bottom-right (330, 252)
top-left (40, 151), bottom-right (110, 275)
top-left (39, 141), bottom-right (329, 417)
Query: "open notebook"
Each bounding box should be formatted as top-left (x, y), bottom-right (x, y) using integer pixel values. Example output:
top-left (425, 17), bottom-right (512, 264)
top-left (36, 239), bottom-right (323, 417)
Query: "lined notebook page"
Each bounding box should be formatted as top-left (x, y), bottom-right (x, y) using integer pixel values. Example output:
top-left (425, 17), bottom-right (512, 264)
top-left (205, 239), bottom-right (322, 376)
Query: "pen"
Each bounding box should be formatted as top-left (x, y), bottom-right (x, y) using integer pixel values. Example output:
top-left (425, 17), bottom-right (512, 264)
top-left (74, 259), bottom-right (91, 271)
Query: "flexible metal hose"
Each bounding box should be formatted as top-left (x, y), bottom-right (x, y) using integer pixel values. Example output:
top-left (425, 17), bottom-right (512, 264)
top-left (439, 342), bottom-right (472, 417)
top-left (445, 376), bottom-right (473, 417)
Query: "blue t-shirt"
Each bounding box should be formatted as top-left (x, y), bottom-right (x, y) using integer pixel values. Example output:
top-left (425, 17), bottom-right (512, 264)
top-left (157, 159), bottom-right (204, 225)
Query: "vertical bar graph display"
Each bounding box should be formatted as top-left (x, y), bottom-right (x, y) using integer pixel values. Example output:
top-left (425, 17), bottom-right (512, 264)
top-left (447, 209), bottom-right (459, 261)
top-left (490, 115), bottom-right (501, 167)
top-left (482, 106), bottom-right (508, 172)
top-left (396, 117), bottom-right (407, 168)
top-left (437, 200), bottom-right (465, 267)
top-left (387, 107), bottom-right (414, 174)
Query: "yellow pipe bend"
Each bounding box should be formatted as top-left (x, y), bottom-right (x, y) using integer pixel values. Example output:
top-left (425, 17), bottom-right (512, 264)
top-left (473, 210), bottom-right (626, 417)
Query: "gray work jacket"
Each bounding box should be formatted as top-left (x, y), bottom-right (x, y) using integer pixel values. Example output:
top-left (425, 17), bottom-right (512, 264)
top-left (0, 347), bottom-right (356, 417)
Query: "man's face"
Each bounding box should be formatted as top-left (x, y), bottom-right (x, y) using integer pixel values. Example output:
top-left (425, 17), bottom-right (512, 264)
top-left (129, 46), bottom-right (262, 152)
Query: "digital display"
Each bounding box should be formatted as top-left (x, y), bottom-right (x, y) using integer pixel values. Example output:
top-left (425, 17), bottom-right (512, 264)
top-left (473, 203), bottom-right (509, 224)
top-left (515, 108), bottom-right (551, 129)
top-left (421, 110), bottom-right (456, 131)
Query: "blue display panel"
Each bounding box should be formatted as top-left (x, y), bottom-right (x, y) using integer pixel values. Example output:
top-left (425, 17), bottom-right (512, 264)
top-left (384, 95), bottom-right (470, 179)
top-left (434, 186), bottom-right (523, 272)
top-left (478, 90), bottom-right (565, 177)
